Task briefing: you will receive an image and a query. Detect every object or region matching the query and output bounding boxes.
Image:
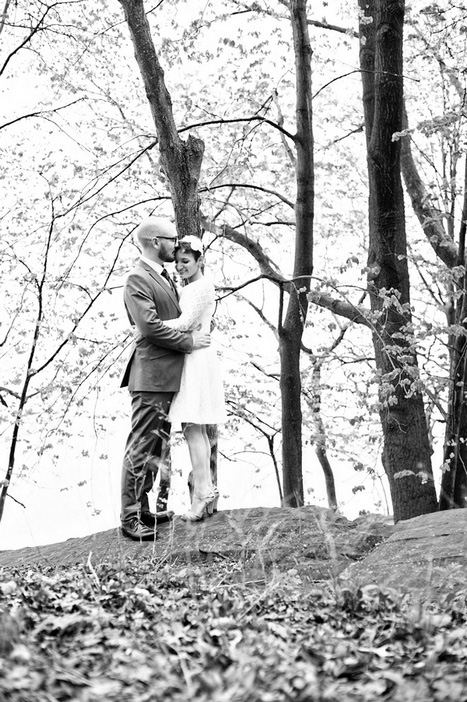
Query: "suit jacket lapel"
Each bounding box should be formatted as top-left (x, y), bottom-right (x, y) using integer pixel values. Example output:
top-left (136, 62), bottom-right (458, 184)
top-left (138, 260), bottom-right (180, 310)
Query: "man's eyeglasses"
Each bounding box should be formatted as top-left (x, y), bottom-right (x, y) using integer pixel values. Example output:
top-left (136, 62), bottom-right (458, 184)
top-left (152, 236), bottom-right (178, 243)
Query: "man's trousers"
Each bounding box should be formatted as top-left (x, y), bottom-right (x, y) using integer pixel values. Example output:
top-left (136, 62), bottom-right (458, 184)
top-left (121, 391), bottom-right (172, 524)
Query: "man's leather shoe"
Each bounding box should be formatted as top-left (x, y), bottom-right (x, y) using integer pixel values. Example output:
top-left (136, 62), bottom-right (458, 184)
top-left (121, 517), bottom-right (155, 541)
top-left (141, 510), bottom-right (174, 527)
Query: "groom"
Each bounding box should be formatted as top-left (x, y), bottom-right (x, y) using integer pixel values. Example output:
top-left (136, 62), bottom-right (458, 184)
top-left (120, 216), bottom-right (211, 541)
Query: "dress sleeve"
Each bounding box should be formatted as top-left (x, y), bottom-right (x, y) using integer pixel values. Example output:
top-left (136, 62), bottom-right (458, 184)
top-left (165, 280), bottom-right (213, 331)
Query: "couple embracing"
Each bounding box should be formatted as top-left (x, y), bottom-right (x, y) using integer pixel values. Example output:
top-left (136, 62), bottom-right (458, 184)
top-left (120, 216), bottom-right (227, 541)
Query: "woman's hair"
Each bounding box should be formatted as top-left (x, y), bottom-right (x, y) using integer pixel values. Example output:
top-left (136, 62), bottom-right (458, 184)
top-left (175, 235), bottom-right (204, 262)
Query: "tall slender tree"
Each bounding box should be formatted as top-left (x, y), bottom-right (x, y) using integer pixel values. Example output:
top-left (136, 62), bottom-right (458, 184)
top-left (358, 0), bottom-right (438, 520)
top-left (277, 0), bottom-right (314, 506)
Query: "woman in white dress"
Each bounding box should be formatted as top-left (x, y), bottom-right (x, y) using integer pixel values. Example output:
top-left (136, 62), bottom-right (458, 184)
top-left (164, 235), bottom-right (227, 521)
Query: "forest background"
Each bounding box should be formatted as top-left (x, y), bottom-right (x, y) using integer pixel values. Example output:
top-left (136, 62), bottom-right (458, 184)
top-left (1, 0), bottom-right (466, 550)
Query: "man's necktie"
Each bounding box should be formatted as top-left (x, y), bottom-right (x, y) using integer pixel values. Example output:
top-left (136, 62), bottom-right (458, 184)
top-left (161, 268), bottom-right (178, 299)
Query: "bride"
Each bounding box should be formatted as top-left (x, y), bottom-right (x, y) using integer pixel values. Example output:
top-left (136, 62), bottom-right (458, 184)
top-left (164, 235), bottom-right (227, 521)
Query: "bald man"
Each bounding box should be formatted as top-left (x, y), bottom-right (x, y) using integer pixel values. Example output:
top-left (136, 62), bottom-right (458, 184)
top-left (120, 217), bottom-right (210, 540)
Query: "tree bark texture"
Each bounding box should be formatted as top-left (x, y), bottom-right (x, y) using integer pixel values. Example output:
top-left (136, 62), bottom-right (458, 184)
top-left (280, 0), bottom-right (314, 507)
top-left (359, 0), bottom-right (438, 521)
top-left (118, 0), bottom-right (204, 238)
top-left (311, 363), bottom-right (338, 510)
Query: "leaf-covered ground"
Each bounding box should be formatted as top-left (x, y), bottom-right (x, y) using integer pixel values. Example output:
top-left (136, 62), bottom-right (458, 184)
top-left (1, 557), bottom-right (467, 701)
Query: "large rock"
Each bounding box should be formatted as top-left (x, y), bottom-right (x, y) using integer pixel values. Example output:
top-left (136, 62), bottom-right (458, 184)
top-left (340, 509), bottom-right (467, 598)
top-left (0, 506), bottom-right (393, 578)
top-left (3, 506), bottom-right (465, 599)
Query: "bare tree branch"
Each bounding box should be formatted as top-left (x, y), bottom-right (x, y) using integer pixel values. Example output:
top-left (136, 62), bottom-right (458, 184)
top-left (239, 296), bottom-right (279, 341)
top-left (233, 2), bottom-right (358, 37)
top-left (0, 385), bottom-right (21, 401)
top-left (307, 291), bottom-right (371, 327)
top-left (178, 114), bottom-right (296, 144)
top-left (1, 98), bottom-right (87, 131)
top-left (201, 183), bottom-right (294, 209)
top-left (308, 17), bottom-right (358, 38)
top-left (201, 214), bottom-right (287, 285)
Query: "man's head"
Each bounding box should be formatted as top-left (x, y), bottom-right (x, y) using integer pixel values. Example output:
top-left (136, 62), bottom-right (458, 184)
top-left (134, 217), bottom-right (178, 264)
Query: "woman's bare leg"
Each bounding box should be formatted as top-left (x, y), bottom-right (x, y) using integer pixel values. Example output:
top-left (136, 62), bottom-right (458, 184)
top-left (183, 424), bottom-right (213, 513)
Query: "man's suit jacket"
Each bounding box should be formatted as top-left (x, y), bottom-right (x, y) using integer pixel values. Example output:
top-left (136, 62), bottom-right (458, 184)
top-left (121, 260), bottom-right (193, 392)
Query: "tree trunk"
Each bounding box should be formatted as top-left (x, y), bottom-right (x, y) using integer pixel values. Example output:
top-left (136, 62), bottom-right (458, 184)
top-left (310, 362), bottom-right (338, 510)
top-left (280, 295), bottom-right (305, 506)
top-left (278, 0), bottom-right (314, 507)
top-left (359, 0), bottom-right (438, 521)
top-left (315, 447), bottom-right (338, 511)
top-left (118, 0), bottom-right (204, 238)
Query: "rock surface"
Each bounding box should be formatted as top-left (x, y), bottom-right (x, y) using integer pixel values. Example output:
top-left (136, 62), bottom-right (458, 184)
top-left (341, 508), bottom-right (467, 599)
top-left (0, 506), bottom-right (393, 578)
top-left (1, 506), bottom-right (465, 600)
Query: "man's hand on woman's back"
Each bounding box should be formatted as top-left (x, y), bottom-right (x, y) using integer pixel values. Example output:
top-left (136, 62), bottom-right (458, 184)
top-left (192, 331), bottom-right (211, 349)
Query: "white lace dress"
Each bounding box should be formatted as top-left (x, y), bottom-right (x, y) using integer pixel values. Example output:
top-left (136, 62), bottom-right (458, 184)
top-left (166, 277), bottom-right (227, 425)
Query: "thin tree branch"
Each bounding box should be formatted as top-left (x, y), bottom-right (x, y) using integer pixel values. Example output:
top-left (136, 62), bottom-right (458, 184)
top-left (201, 215), bottom-right (287, 285)
top-left (308, 18), bottom-right (358, 37)
top-left (239, 296), bottom-right (279, 341)
top-left (313, 70), bottom-right (362, 100)
top-left (1, 98), bottom-right (87, 131)
top-left (178, 114), bottom-right (296, 143)
top-left (201, 183), bottom-right (294, 209)
top-left (0, 386), bottom-right (21, 400)
top-left (0, 1), bottom-right (62, 77)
